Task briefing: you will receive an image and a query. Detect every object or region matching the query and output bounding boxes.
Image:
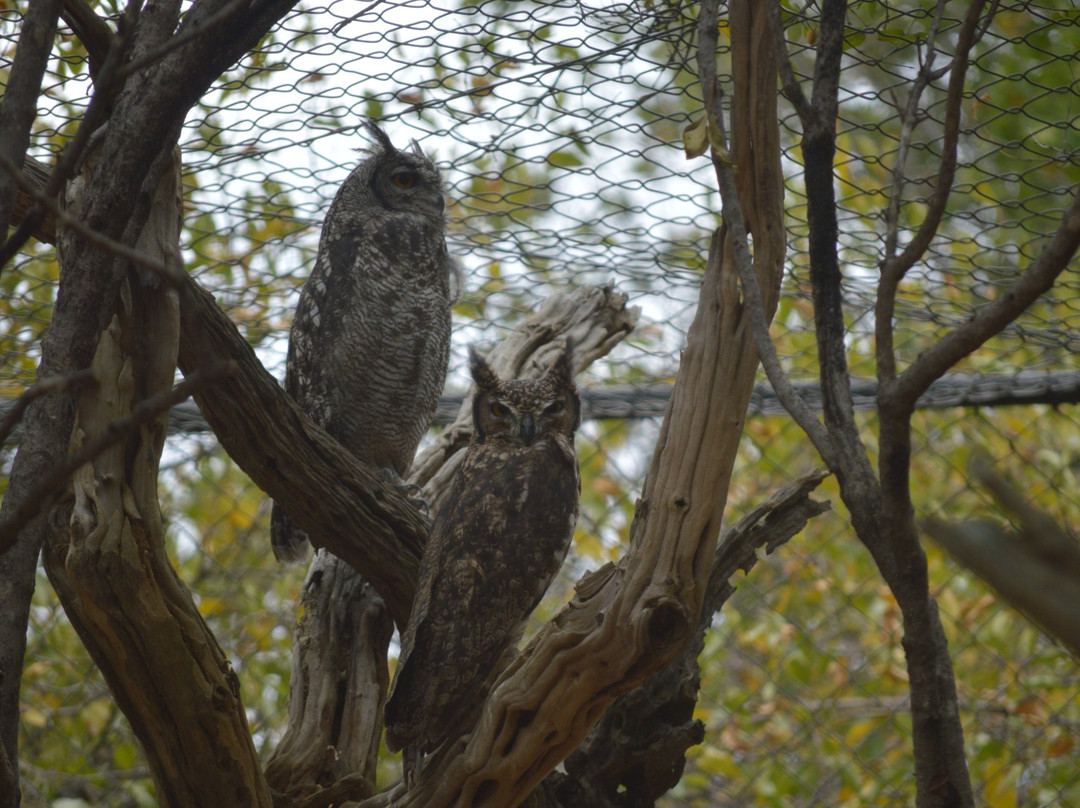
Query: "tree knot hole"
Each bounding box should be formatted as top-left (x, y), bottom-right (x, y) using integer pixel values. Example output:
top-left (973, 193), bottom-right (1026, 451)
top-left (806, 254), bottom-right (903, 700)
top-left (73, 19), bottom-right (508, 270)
top-left (668, 493), bottom-right (690, 511)
top-left (643, 598), bottom-right (691, 658)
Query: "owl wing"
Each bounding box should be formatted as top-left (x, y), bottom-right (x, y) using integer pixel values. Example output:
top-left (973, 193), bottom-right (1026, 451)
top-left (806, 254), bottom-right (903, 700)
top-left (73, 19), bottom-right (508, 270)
top-left (270, 229), bottom-right (453, 563)
top-left (384, 435), bottom-right (580, 754)
top-left (269, 243), bottom-right (344, 562)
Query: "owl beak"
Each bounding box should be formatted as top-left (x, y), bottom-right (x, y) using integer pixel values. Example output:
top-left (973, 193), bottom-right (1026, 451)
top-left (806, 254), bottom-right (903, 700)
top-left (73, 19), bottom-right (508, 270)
top-left (519, 414), bottom-right (537, 444)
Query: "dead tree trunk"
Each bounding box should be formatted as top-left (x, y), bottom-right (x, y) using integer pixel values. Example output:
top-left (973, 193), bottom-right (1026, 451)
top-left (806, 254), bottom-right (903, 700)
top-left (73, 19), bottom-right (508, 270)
top-left (39, 150), bottom-right (272, 806)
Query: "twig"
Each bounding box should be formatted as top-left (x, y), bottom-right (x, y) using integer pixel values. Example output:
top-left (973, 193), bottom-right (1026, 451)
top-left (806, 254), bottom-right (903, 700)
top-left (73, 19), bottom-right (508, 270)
top-left (118, 0), bottom-right (249, 80)
top-left (924, 459), bottom-right (1080, 656)
top-left (767, 0), bottom-right (810, 123)
top-left (893, 187), bottom-right (1080, 410)
top-left (0, 370), bottom-right (98, 446)
top-left (880, 0), bottom-right (950, 267)
top-left (0, 152), bottom-right (184, 285)
top-left (0, 364), bottom-right (234, 557)
top-left (696, 0), bottom-right (719, 118)
top-left (0, 0), bottom-right (64, 265)
top-left (330, 0), bottom-right (383, 35)
top-left (876, 0), bottom-right (988, 383)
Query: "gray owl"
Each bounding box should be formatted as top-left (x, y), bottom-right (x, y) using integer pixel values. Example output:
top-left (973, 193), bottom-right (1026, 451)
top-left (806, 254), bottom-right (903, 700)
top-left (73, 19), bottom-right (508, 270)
top-left (384, 342), bottom-right (581, 779)
top-left (271, 123), bottom-right (457, 562)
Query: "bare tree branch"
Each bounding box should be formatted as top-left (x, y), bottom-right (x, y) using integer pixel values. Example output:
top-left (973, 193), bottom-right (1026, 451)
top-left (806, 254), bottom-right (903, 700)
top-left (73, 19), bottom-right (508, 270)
top-left (704, 1), bottom-right (835, 464)
top-left (0, 370), bottom-right (97, 446)
top-left (890, 188), bottom-right (1080, 412)
top-left (0, 365), bottom-right (233, 556)
top-left (876, 0), bottom-right (987, 382)
top-left (801, 0), bottom-right (868, 463)
top-left (766, 0), bottom-right (809, 123)
top-left (60, 0), bottom-right (117, 79)
top-left (118, 0), bottom-right (252, 80)
top-left (713, 164), bottom-right (836, 465)
top-left (0, 0), bottom-right (62, 262)
top-left (925, 459), bottom-right (1080, 657)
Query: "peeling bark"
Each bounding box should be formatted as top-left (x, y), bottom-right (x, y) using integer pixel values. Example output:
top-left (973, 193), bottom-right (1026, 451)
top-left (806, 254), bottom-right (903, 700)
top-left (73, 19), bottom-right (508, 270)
top-left (548, 471), bottom-right (831, 807)
top-left (40, 150), bottom-right (271, 806)
top-left (265, 552), bottom-right (392, 803)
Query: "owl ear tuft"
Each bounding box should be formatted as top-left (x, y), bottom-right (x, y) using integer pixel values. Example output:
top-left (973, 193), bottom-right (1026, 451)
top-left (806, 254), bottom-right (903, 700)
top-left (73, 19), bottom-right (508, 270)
top-left (364, 121), bottom-right (396, 155)
top-left (469, 346), bottom-right (500, 390)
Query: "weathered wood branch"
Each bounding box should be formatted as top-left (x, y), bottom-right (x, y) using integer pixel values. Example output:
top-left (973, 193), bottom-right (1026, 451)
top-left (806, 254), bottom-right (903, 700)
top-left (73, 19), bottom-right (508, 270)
top-left (41, 151), bottom-right (271, 807)
top-left (924, 459), bottom-right (1080, 657)
top-left (548, 470), bottom-right (830, 807)
top-left (265, 552), bottom-right (392, 803)
top-left (411, 284), bottom-right (640, 503)
top-left (177, 272), bottom-right (429, 628)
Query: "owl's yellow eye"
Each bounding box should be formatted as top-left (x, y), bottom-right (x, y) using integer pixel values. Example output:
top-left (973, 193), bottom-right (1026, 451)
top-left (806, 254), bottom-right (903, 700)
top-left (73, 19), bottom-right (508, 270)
top-left (490, 401), bottom-right (510, 417)
top-left (392, 170), bottom-right (418, 189)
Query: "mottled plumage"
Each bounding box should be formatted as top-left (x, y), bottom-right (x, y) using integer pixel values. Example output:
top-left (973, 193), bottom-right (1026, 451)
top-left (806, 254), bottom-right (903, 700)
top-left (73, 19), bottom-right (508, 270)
top-left (271, 123), bottom-right (457, 562)
top-left (384, 343), bottom-right (581, 776)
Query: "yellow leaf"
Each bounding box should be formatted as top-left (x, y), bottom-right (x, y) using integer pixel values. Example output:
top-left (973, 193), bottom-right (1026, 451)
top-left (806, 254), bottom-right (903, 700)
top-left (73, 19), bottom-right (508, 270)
top-left (844, 718), bottom-right (875, 747)
top-left (23, 708), bottom-right (47, 728)
top-left (983, 767), bottom-right (1016, 808)
top-left (683, 116), bottom-right (709, 159)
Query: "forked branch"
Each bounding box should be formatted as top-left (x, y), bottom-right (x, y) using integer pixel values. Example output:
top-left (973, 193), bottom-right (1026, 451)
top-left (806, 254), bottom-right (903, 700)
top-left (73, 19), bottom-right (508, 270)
top-left (876, 0), bottom-right (989, 382)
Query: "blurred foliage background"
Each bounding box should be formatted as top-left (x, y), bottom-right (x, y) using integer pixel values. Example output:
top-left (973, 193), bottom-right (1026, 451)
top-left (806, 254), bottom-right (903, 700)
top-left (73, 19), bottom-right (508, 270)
top-left (2, 0), bottom-right (1079, 805)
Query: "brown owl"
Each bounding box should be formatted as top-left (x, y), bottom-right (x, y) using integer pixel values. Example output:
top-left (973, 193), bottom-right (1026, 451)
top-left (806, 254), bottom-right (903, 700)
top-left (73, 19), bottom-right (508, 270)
top-left (271, 123), bottom-right (457, 562)
top-left (384, 342), bottom-right (581, 780)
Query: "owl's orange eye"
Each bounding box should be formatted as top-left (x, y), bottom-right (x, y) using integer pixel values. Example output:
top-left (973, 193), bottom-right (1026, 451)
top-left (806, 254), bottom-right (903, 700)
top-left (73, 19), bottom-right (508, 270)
top-left (392, 170), bottom-right (417, 189)
top-left (490, 401), bottom-right (510, 417)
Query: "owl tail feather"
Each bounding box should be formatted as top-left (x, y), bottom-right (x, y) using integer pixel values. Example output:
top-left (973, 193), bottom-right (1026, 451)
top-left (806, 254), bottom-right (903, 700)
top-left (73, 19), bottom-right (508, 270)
top-left (270, 501), bottom-right (311, 563)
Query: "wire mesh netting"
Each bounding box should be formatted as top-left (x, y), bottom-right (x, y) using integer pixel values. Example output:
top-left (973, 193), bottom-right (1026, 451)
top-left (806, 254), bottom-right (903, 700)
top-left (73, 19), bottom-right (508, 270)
top-left (3, 0), bottom-right (1080, 805)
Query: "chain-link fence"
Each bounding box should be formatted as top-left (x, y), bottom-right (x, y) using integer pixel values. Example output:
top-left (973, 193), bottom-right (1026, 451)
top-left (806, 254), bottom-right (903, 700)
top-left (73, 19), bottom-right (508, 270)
top-left (4, 1), bottom-right (1079, 805)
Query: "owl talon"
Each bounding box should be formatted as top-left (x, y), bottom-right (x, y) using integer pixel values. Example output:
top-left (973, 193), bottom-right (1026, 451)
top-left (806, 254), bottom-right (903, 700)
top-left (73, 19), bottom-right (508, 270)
top-left (377, 468), bottom-right (431, 518)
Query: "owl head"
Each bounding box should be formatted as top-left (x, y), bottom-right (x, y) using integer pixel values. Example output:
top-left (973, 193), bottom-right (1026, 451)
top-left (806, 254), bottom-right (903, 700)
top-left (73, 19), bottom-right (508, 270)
top-left (336, 122), bottom-right (446, 223)
top-left (469, 342), bottom-right (581, 445)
